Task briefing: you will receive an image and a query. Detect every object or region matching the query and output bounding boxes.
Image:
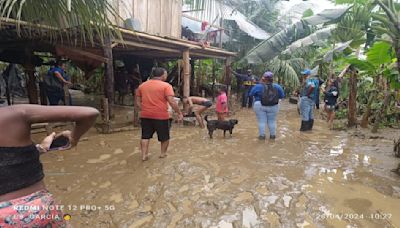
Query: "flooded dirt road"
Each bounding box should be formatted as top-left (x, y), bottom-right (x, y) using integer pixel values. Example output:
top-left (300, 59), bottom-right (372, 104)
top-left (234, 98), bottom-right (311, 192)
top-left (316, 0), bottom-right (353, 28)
top-left (40, 101), bottom-right (400, 227)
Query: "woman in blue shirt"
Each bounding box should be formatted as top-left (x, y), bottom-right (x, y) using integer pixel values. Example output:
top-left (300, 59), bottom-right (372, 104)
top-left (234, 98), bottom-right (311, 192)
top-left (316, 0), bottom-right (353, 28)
top-left (249, 71), bottom-right (285, 140)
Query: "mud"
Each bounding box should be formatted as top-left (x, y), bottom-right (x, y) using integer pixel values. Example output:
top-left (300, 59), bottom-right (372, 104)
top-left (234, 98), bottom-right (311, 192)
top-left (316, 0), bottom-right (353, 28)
top-left (39, 101), bottom-right (400, 227)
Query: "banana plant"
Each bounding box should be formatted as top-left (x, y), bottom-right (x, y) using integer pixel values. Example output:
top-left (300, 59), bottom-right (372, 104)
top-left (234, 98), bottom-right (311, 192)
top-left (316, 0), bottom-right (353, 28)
top-left (372, 0), bottom-right (400, 75)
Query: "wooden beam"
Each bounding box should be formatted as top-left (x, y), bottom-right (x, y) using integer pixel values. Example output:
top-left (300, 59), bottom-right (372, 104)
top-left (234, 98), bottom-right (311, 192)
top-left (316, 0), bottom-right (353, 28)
top-left (56, 46), bottom-right (107, 63)
top-left (183, 49), bottom-right (190, 107)
top-left (113, 39), bottom-right (182, 53)
top-left (119, 28), bottom-right (197, 49)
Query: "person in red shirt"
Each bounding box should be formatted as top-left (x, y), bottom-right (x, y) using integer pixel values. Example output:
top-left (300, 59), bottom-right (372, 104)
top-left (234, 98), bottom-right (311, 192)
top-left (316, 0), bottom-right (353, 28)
top-left (136, 68), bottom-right (183, 161)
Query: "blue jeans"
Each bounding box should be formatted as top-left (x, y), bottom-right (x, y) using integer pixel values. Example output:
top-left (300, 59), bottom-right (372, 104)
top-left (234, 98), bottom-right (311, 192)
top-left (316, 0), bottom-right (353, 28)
top-left (300, 96), bottom-right (315, 121)
top-left (253, 101), bottom-right (279, 136)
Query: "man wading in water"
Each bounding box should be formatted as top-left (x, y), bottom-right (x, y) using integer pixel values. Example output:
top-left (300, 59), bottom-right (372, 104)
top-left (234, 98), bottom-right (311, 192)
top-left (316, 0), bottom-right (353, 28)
top-left (136, 67), bottom-right (183, 161)
top-left (299, 69), bottom-right (319, 131)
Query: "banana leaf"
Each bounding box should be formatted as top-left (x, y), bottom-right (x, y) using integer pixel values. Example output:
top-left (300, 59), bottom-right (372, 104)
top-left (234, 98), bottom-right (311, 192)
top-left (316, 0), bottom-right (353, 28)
top-left (243, 7), bottom-right (350, 64)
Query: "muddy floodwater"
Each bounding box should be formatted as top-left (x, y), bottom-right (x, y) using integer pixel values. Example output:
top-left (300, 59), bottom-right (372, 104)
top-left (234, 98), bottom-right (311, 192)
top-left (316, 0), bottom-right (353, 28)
top-left (40, 101), bottom-right (400, 227)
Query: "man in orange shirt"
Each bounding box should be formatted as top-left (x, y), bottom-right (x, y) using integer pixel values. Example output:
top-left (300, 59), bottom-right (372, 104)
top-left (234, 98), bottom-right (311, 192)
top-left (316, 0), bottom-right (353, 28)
top-left (136, 67), bottom-right (183, 161)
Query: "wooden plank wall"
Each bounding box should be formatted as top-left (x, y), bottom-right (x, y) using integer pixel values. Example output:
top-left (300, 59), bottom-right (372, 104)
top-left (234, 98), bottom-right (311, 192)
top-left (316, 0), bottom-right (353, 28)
top-left (129, 0), bottom-right (182, 38)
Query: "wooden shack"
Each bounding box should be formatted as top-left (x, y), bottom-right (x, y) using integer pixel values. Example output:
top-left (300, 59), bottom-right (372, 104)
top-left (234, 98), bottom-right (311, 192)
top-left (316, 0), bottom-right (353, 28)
top-left (0, 1), bottom-right (236, 133)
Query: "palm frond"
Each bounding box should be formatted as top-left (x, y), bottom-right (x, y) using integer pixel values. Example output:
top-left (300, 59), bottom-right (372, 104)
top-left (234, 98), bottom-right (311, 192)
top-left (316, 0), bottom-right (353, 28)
top-left (0, 0), bottom-right (121, 45)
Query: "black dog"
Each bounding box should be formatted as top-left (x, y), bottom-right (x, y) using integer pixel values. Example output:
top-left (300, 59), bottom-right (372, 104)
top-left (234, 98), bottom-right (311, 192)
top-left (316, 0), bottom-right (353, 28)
top-left (204, 115), bottom-right (238, 139)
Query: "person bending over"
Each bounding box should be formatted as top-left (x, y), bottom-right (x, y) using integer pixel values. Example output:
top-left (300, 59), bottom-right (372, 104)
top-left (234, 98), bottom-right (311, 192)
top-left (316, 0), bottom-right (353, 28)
top-left (182, 96), bottom-right (212, 128)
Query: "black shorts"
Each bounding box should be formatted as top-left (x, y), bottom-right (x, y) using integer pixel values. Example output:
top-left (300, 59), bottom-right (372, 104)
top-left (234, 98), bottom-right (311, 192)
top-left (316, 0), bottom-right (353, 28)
top-left (201, 100), bottom-right (212, 107)
top-left (141, 118), bottom-right (170, 142)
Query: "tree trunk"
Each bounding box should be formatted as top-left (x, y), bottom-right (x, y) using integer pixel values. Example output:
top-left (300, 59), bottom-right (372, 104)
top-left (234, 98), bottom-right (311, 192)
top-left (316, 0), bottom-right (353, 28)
top-left (347, 69), bottom-right (358, 127)
top-left (372, 91), bottom-right (391, 133)
top-left (360, 90), bottom-right (377, 128)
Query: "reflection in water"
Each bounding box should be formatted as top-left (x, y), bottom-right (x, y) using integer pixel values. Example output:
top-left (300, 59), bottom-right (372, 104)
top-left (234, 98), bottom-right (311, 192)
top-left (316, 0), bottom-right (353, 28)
top-left (329, 140), bottom-right (346, 156)
top-left (39, 101), bottom-right (400, 227)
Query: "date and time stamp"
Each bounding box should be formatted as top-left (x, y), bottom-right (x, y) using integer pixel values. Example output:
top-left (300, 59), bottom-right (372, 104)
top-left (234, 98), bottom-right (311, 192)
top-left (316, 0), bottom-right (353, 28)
top-left (316, 212), bottom-right (392, 221)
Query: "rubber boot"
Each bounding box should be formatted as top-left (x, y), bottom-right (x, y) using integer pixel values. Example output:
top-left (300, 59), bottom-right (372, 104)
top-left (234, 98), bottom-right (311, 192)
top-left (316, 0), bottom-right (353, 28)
top-left (308, 119), bottom-right (314, 131)
top-left (300, 121), bottom-right (308, 131)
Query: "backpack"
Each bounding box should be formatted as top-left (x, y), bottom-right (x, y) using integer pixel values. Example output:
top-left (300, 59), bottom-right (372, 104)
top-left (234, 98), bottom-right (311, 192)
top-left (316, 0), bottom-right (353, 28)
top-left (261, 83), bottom-right (279, 106)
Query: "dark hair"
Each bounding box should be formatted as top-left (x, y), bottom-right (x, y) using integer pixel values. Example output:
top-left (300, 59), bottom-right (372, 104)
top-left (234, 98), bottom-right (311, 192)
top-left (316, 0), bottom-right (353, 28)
top-left (152, 67), bottom-right (167, 78)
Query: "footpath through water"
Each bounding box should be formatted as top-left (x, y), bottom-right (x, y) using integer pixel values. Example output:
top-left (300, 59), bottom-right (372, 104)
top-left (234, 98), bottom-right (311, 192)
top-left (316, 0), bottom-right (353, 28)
top-left (40, 101), bottom-right (400, 227)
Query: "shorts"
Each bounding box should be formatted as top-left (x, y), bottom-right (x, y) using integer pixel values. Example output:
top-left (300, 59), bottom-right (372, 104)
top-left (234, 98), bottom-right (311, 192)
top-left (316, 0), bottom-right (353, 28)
top-left (325, 104), bottom-right (336, 112)
top-left (141, 118), bottom-right (170, 142)
top-left (0, 190), bottom-right (67, 227)
top-left (201, 100), bottom-right (212, 108)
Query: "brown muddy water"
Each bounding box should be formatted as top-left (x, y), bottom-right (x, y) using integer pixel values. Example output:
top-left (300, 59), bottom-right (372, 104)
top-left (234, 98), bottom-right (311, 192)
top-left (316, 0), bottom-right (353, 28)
top-left (38, 101), bottom-right (400, 228)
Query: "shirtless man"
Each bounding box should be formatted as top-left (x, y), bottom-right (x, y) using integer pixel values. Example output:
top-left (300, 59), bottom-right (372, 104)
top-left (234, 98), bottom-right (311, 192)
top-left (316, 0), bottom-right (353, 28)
top-left (182, 96), bottom-right (212, 128)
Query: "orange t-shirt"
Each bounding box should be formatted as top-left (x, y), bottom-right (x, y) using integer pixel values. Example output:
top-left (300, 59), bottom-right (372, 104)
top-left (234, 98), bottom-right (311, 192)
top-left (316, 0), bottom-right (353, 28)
top-left (136, 80), bottom-right (175, 120)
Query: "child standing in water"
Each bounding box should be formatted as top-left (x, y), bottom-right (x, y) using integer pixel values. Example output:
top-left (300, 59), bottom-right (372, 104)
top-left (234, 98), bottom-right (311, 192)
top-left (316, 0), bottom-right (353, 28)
top-left (216, 86), bottom-right (228, 121)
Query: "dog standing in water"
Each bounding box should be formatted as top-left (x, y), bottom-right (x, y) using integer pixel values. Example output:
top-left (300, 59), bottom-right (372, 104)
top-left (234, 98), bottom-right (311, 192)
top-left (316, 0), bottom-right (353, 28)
top-left (204, 115), bottom-right (238, 139)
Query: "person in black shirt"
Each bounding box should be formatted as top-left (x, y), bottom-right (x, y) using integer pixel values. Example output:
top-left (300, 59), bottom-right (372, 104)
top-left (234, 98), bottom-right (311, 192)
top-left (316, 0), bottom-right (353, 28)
top-left (323, 79), bottom-right (339, 129)
top-left (231, 69), bottom-right (258, 108)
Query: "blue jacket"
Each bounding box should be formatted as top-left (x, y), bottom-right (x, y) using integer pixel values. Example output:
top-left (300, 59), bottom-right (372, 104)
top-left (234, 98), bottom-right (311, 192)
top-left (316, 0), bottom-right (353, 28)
top-left (249, 83), bottom-right (285, 102)
top-left (301, 78), bottom-right (318, 102)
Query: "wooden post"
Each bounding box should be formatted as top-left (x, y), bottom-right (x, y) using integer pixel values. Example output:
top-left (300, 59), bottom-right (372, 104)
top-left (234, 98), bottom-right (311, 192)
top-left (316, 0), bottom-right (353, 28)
top-left (24, 48), bottom-right (38, 104)
top-left (39, 81), bottom-right (47, 105)
top-left (224, 57), bottom-right (232, 98)
top-left (63, 84), bottom-right (70, 105)
top-left (177, 61), bottom-right (182, 97)
top-left (103, 36), bottom-right (114, 119)
top-left (183, 49), bottom-right (190, 109)
top-left (212, 59), bottom-right (216, 102)
top-left (196, 60), bottom-right (202, 95)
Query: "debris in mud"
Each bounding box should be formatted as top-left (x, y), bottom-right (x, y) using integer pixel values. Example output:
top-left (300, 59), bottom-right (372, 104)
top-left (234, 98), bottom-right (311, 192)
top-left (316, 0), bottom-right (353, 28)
top-left (242, 206), bottom-right (260, 228)
top-left (255, 186), bottom-right (269, 196)
top-left (114, 148), bottom-right (124, 154)
top-left (282, 195), bottom-right (292, 208)
top-left (234, 192), bottom-right (254, 202)
top-left (128, 215), bottom-right (153, 228)
top-left (109, 192), bottom-right (123, 203)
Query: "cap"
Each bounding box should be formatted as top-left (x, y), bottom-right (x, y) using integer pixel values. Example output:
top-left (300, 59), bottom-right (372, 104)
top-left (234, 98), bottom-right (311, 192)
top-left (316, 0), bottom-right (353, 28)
top-left (301, 69), bottom-right (311, 75)
top-left (263, 71), bottom-right (273, 79)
